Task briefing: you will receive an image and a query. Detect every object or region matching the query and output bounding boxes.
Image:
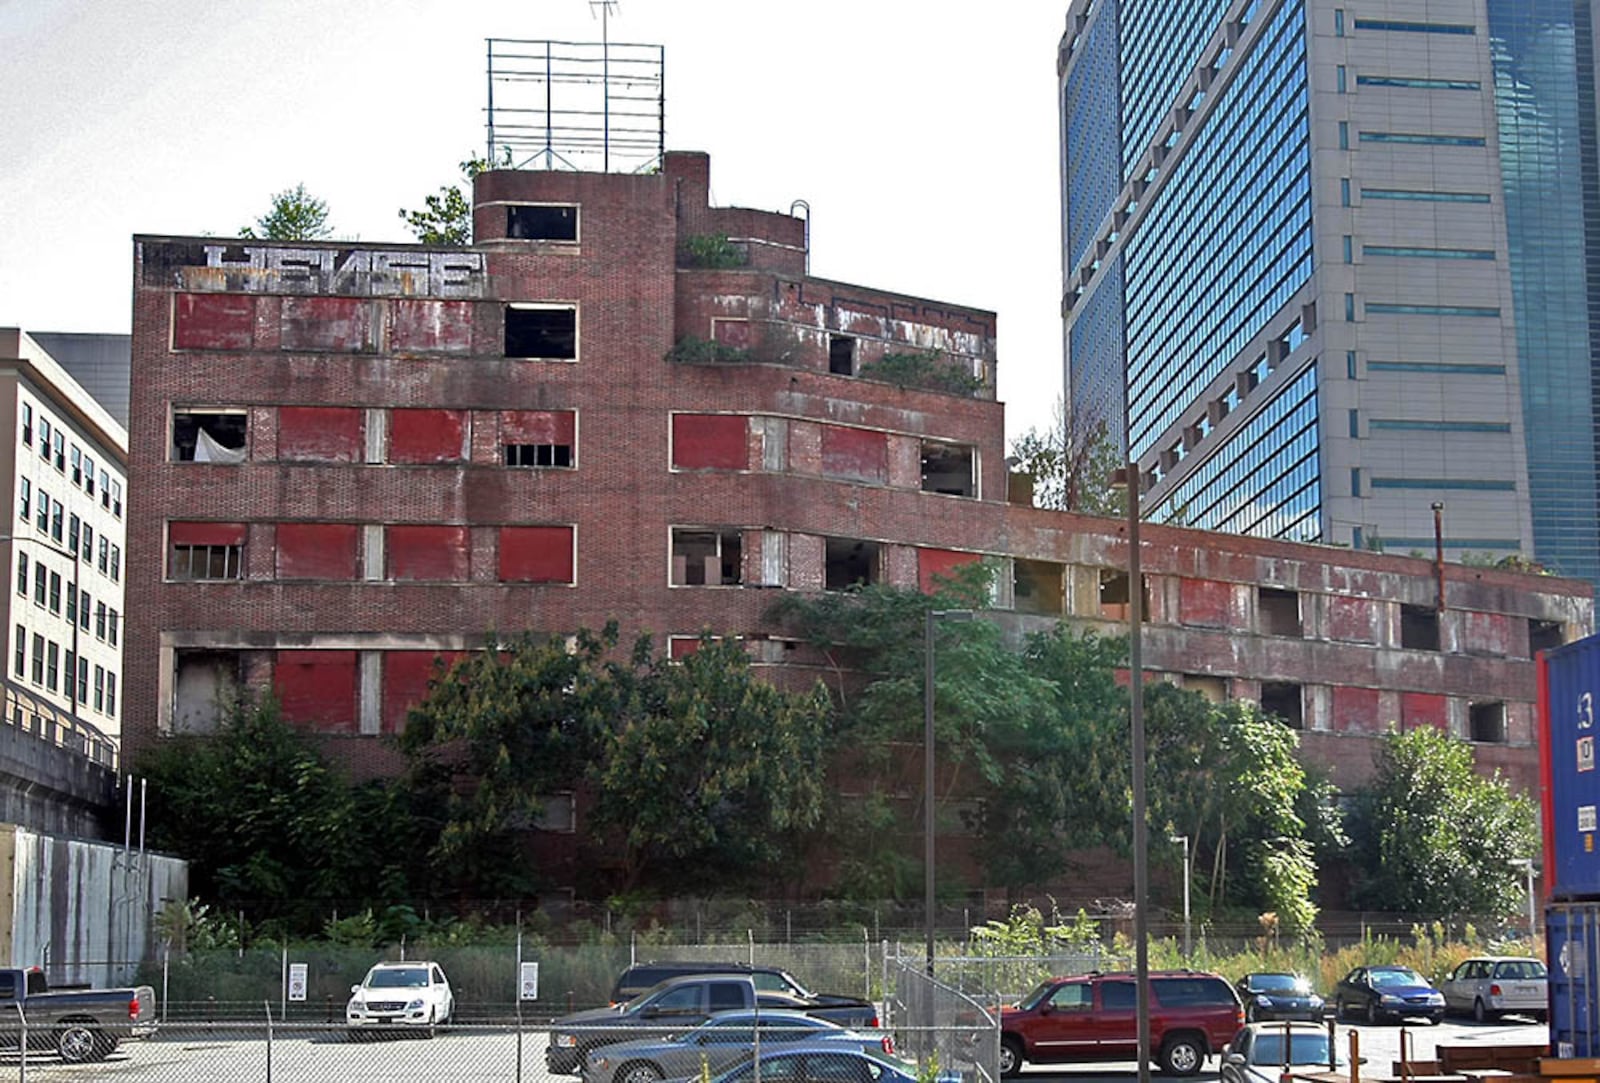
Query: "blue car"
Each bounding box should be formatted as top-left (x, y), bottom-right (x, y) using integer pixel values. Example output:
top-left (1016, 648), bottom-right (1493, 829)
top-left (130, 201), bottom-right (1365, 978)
top-left (1332, 966), bottom-right (1445, 1025)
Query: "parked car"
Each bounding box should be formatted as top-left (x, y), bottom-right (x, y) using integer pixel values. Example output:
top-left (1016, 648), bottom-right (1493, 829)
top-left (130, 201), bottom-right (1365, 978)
top-left (1220, 1022), bottom-right (1348, 1083)
top-left (693, 1045), bottom-right (937, 1083)
top-left (1332, 966), bottom-right (1444, 1025)
top-left (0, 966), bottom-right (157, 1063)
top-left (346, 961), bottom-right (454, 1037)
top-left (1439, 956), bottom-right (1548, 1022)
top-left (997, 970), bottom-right (1244, 1077)
top-left (609, 961), bottom-right (877, 1025)
top-left (584, 1009), bottom-right (897, 1083)
top-left (1234, 973), bottom-right (1325, 1023)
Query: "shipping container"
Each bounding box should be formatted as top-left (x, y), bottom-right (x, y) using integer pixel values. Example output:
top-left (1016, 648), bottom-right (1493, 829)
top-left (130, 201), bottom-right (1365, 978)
top-left (1540, 636), bottom-right (1600, 899)
top-left (1549, 901), bottom-right (1600, 1056)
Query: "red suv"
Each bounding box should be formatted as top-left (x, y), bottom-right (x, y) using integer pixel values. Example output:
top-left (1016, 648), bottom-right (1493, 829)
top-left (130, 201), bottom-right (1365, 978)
top-left (998, 970), bottom-right (1244, 1077)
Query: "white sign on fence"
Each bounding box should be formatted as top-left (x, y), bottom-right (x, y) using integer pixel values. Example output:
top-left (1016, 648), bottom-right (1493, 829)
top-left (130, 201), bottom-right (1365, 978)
top-left (520, 961), bottom-right (540, 1000)
top-left (288, 963), bottom-right (308, 1002)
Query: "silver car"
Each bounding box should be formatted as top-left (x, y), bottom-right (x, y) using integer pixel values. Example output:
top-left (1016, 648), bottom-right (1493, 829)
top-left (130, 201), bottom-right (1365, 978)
top-left (585, 1010), bottom-right (896, 1083)
top-left (1439, 956), bottom-right (1548, 1022)
top-left (1221, 1023), bottom-right (1347, 1083)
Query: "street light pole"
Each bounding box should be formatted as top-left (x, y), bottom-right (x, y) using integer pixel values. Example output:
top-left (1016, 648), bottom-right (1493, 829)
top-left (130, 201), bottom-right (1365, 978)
top-left (1171, 834), bottom-right (1191, 960)
top-left (1513, 858), bottom-right (1537, 937)
top-left (1126, 463), bottom-right (1150, 1083)
top-left (924, 607), bottom-right (972, 979)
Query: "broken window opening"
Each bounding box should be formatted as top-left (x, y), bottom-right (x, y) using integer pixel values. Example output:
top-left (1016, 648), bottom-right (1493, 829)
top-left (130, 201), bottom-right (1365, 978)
top-left (1258, 587), bottom-right (1301, 636)
top-left (1013, 558), bottom-right (1066, 617)
top-left (505, 305), bottom-right (577, 360)
top-left (671, 528), bottom-right (743, 586)
top-left (828, 335), bottom-right (856, 376)
top-left (507, 204), bottom-right (579, 242)
top-left (1260, 681), bottom-right (1304, 728)
top-left (824, 537), bottom-right (880, 591)
top-left (505, 443), bottom-right (574, 468)
top-left (170, 544), bottom-right (244, 581)
top-left (1400, 603), bottom-right (1440, 650)
top-left (1469, 700), bottom-right (1507, 743)
top-left (1098, 568), bottom-right (1150, 622)
top-left (173, 410), bottom-right (249, 463)
top-left (172, 650), bottom-right (241, 734)
top-left (921, 441), bottom-right (977, 497)
top-left (1530, 619), bottom-right (1565, 655)
top-left (1185, 675), bottom-right (1227, 703)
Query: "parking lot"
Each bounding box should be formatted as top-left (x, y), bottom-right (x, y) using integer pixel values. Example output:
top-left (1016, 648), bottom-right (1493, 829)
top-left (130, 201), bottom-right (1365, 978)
top-left (0, 1014), bottom-right (1548, 1083)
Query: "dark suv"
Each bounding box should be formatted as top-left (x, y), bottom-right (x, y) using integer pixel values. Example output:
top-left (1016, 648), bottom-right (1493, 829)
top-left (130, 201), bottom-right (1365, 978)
top-left (998, 970), bottom-right (1244, 1077)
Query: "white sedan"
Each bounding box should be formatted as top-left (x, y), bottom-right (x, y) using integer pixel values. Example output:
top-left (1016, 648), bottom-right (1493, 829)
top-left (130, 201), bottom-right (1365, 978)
top-left (346, 961), bottom-right (454, 1037)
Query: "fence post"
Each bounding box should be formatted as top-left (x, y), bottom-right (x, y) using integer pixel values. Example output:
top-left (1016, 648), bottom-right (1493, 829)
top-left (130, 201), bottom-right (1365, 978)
top-left (17, 1001), bottom-right (27, 1083)
top-left (162, 943), bottom-right (170, 1025)
top-left (264, 999), bottom-right (273, 1083)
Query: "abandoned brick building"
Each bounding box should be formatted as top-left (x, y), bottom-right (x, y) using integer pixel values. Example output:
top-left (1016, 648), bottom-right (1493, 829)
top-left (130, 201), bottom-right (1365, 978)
top-left (125, 151), bottom-right (1591, 891)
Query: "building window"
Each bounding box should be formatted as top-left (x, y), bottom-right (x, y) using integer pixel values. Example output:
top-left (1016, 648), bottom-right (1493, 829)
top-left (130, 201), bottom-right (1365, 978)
top-left (93, 666), bottom-right (103, 712)
top-left (105, 673), bottom-right (116, 717)
top-left (37, 419), bottom-right (49, 463)
top-left (1340, 177), bottom-right (1351, 206)
top-left (1401, 604), bottom-right (1440, 650)
top-left (78, 589), bottom-right (89, 631)
top-left (671, 528), bottom-right (743, 586)
top-left (11, 626), bottom-right (21, 678)
top-left (13, 552), bottom-right (24, 597)
top-left (172, 410), bottom-right (249, 462)
top-left (69, 446), bottom-right (81, 485)
top-left (20, 404), bottom-right (31, 446)
top-left (95, 602), bottom-right (106, 640)
top-left (45, 642), bottom-right (57, 692)
top-left (50, 503), bottom-right (62, 543)
top-left (1530, 619), bottom-right (1565, 655)
top-left (32, 563), bottom-right (44, 607)
top-left (1261, 681), bottom-right (1304, 727)
top-left (80, 523), bottom-right (91, 563)
top-left (507, 204), bottom-right (579, 241)
top-left (109, 544), bottom-right (120, 582)
top-left (30, 634), bottom-right (42, 685)
top-left (17, 478), bottom-right (27, 523)
top-left (110, 480), bottom-right (122, 519)
top-left (921, 441), bottom-right (977, 497)
top-left (1258, 587), bottom-right (1301, 636)
top-left (1338, 121), bottom-right (1349, 149)
top-left (1013, 559), bottom-right (1066, 617)
top-left (168, 522), bottom-right (247, 580)
top-left (51, 430), bottom-right (63, 472)
top-left (65, 583), bottom-right (76, 625)
top-left (107, 609), bottom-right (119, 647)
top-left (76, 657), bottom-right (88, 704)
top-left (98, 469), bottom-right (109, 507)
top-left (824, 537), bottom-right (879, 591)
top-left (47, 572), bottom-right (59, 615)
top-left (98, 536), bottom-right (108, 574)
top-left (1469, 701), bottom-right (1506, 743)
top-left (505, 443), bottom-right (573, 467)
top-left (35, 491), bottom-right (47, 534)
top-left (504, 305), bottom-right (577, 360)
top-left (1336, 65), bottom-right (1346, 92)
top-left (829, 335), bottom-right (856, 376)
top-left (64, 650), bottom-right (74, 702)
top-left (68, 515), bottom-right (78, 553)
top-left (83, 457), bottom-right (95, 496)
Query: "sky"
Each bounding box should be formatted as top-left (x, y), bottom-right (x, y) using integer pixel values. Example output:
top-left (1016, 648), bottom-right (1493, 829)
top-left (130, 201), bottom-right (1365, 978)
top-left (0, 1), bottom-right (1068, 441)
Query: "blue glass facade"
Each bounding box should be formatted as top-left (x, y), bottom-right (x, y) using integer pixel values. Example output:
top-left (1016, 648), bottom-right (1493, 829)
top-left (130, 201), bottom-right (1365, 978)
top-left (1066, 0), bottom-right (1123, 269)
top-left (1118, 1), bottom-right (1230, 177)
top-left (1486, 0), bottom-right (1600, 583)
top-left (1070, 256), bottom-right (1128, 446)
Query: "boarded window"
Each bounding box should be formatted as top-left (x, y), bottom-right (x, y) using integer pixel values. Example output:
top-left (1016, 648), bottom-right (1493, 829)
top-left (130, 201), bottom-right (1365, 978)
top-left (1401, 604), bottom-right (1440, 650)
top-left (918, 548), bottom-right (978, 594)
top-left (824, 538), bottom-right (879, 590)
top-left (502, 411), bottom-right (576, 468)
top-left (499, 526), bottom-right (575, 583)
top-left (672, 528), bottom-right (742, 586)
top-left (168, 521), bottom-right (246, 580)
top-left (389, 299), bottom-right (473, 354)
top-left (389, 409), bottom-right (468, 464)
top-left (172, 410), bottom-right (248, 463)
top-left (172, 650), bottom-right (240, 733)
top-left (279, 407), bottom-right (364, 463)
top-left (273, 650), bottom-right (359, 733)
top-left (672, 414), bottom-right (747, 470)
top-left (821, 426), bottom-right (888, 484)
top-left (507, 204), bottom-right (579, 241)
top-left (382, 650), bottom-right (467, 734)
top-left (276, 523), bottom-right (359, 580)
top-left (280, 297), bottom-right (370, 352)
top-left (1259, 587), bottom-right (1301, 636)
top-left (505, 305), bottom-right (577, 359)
top-left (387, 525), bottom-right (470, 581)
top-left (173, 293), bottom-right (253, 351)
top-left (921, 441), bottom-right (976, 497)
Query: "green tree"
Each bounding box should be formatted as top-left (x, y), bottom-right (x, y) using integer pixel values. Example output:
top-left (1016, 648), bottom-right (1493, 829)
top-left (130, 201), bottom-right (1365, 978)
top-left (1007, 397), bottom-right (1124, 515)
top-left (585, 636), bottom-right (832, 891)
top-left (240, 183), bottom-right (333, 240)
top-left (398, 155), bottom-right (498, 245)
top-left (1345, 726), bottom-right (1539, 916)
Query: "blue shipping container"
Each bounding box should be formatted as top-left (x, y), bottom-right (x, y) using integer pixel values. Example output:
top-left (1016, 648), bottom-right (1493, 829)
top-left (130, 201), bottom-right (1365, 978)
top-left (1541, 636), bottom-right (1600, 899)
top-left (1548, 901), bottom-right (1600, 1056)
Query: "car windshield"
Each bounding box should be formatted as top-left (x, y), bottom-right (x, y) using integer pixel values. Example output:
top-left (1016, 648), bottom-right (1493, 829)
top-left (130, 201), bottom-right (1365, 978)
top-left (1252, 1033), bottom-right (1337, 1067)
top-left (366, 967), bottom-right (429, 988)
top-left (1370, 969), bottom-right (1422, 988)
top-left (1251, 974), bottom-right (1309, 994)
top-left (1018, 981), bottom-right (1063, 1011)
top-left (1495, 960), bottom-right (1546, 980)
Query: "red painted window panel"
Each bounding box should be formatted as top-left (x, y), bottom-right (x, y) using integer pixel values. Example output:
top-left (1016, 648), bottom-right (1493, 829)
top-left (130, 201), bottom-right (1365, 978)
top-left (499, 526), bottom-right (574, 583)
top-left (276, 523), bottom-right (359, 580)
top-left (382, 650), bottom-right (467, 733)
top-left (387, 525), bottom-right (470, 581)
top-left (390, 409), bottom-right (467, 464)
top-left (1331, 686), bottom-right (1381, 733)
top-left (918, 548), bottom-right (978, 594)
top-left (280, 296), bottom-right (370, 352)
top-left (279, 407), bottom-right (364, 463)
top-left (821, 425), bottom-right (888, 483)
top-left (670, 638), bottom-right (701, 660)
top-left (501, 411), bottom-right (576, 444)
top-left (672, 414), bottom-right (747, 470)
top-left (273, 649), bottom-right (358, 734)
top-left (1401, 691), bottom-right (1448, 731)
top-left (390, 300), bottom-right (473, 354)
top-left (170, 521), bottom-right (247, 546)
top-left (1179, 578), bottom-right (1233, 629)
top-left (173, 293), bottom-right (254, 351)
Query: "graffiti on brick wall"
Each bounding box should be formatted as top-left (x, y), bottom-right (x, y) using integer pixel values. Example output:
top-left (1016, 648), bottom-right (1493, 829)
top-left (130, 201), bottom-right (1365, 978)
top-left (140, 241), bottom-right (487, 298)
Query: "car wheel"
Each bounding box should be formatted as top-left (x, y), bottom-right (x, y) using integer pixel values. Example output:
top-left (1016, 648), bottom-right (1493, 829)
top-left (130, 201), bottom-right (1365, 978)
top-left (56, 1023), bottom-right (106, 1064)
top-left (1473, 998), bottom-right (1489, 1024)
top-left (1365, 1000), bottom-right (1379, 1025)
top-left (619, 1062), bottom-right (664, 1083)
top-left (1159, 1034), bottom-right (1205, 1076)
top-left (999, 1036), bottom-right (1024, 1078)
top-left (426, 1007), bottom-right (437, 1039)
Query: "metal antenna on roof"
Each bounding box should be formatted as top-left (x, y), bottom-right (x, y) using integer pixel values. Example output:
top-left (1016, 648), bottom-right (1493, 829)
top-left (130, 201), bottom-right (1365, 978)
top-left (591, 0), bottom-right (619, 171)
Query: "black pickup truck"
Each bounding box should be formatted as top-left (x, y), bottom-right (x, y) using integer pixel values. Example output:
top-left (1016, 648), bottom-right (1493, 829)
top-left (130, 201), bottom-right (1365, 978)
top-left (0, 967), bottom-right (158, 1062)
top-left (546, 973), bottom-right (881, 1075)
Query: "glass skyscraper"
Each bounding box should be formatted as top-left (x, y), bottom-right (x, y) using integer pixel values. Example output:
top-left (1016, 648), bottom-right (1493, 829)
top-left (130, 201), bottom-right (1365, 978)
top-left (1061, 0), bottom-right (1600, 582)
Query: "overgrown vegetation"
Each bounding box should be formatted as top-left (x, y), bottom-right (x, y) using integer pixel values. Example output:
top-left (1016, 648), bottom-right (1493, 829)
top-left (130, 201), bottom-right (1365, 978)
top-left (680, 233), bottom-right (747, 269)
top-left (1007, 396), bottom-right (1125, 515)
top-left (664, 335), bottom-right (752, 364)
top-left (857, 350), bottom-right (985, 396)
